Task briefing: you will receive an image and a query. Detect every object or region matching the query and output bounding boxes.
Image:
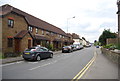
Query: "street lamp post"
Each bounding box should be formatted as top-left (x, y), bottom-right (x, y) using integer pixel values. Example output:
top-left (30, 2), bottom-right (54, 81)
top-left (67, 16), bottom-right (75, 33)
top-left (117, 0), bottom-right (120, 49)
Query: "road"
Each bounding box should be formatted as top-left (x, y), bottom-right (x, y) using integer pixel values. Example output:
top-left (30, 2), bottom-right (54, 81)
top-left (2, 46), bottom-right (95, 79)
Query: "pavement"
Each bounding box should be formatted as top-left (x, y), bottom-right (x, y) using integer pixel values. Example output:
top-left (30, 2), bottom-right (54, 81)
top-left (81, 48), bottom-right (119, 79)
top-left (1, 50), bottom-right (62, 64)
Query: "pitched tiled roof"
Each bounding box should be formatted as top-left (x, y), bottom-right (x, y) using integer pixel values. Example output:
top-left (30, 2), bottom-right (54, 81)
top-left (72, 33), bottom-right (80, 39)
top-left (1, 4), bottom-right (68, 37)
top-left (34, 35), bottom-right (50, 41)
top-left (14, 30), bottom-right (33, 39)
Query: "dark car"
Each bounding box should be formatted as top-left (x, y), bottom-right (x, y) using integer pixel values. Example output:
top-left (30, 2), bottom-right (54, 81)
top-left (62, 46), bottom-right (73, 53)
top-left (23, 46), bottom-right (53, 61)
top-left (96, 45), bottom-right (99, 48)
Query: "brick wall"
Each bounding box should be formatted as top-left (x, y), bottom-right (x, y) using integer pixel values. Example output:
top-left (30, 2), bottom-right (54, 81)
top-left (101, 48), bottom-right (120, 64)
top-left (2, 13), bottom-right (28, 54)
top-left (106, 38), bottom-right (118, 45)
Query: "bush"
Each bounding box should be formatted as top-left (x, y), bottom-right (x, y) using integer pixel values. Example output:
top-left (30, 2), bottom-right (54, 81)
top-left (48, 44), bottom-right (53, 50)
top-left (103, 44), bottom-right (117, 50)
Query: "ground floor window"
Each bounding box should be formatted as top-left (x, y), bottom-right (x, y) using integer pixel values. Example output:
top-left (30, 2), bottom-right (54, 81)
top-left (8, 38), bottom-right (13, 47)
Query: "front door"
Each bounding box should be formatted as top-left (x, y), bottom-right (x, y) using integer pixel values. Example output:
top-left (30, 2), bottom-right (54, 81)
top-left (28, 39), bottom-right (32, 48)
top-left (15, 39), bottom-right (20, 53)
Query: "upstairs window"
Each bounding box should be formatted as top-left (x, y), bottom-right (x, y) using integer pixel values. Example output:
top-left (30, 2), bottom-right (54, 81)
top-left (42, 30), bottom-right (44, 35)
top-left (28, 26), bottom-right (33, 32)
top-left (60, 35), bottom-right (62, 38)
top-left (36, 28), bottom-right (38, 34)
top-left (8, 19), bottom-right (14, 28)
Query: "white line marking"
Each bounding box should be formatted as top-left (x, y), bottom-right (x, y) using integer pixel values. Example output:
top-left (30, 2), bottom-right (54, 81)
top-left (0, 61), bottom-right (24, 67)
top-left (29, 63), bottom-right (50, 70)
top-left (16, 61), bottom-right (24, 64)
top-left (28, 62), bottom-right (38, 64)
top-left (0, 63), bottom-right (15, 67)
top-left (29, 60), bottom-right (57, 70)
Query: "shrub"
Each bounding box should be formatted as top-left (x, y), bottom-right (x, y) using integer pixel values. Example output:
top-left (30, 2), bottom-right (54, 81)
top-left (48, 43), bottom-right (53, 50)
top-left (103, 44), bottom-right (117, 50)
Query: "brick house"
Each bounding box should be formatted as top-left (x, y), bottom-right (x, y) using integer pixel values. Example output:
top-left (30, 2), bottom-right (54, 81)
top-left (1, 4), bottom-right (73, 56)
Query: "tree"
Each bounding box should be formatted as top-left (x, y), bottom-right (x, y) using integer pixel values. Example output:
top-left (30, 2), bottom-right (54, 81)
top-left (99, 29), bottom-right (117, 45)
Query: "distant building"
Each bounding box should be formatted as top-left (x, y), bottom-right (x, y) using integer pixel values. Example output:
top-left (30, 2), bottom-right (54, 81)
top-left (82, 37), bottom-right (88, 46)
top-left (72, 33), bottom-right (82, 45)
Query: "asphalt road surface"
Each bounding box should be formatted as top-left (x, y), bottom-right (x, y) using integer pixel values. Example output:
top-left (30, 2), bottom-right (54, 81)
top-left (2, 46), bottom-right (95, 79)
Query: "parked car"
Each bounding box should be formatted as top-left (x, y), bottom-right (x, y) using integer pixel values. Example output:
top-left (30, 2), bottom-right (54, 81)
top-left (74, 44), bottom-right (83, 50)
top-left (72, 44), bottom-right (78, 51)
top-left (62, 46), bottom-right (73, 53)
top-left (74, 44), bottom-right (84, 50)
top-left (23, 46), bottom-right (53, 61)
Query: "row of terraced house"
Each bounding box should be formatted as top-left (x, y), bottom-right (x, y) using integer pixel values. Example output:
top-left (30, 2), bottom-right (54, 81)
top-left (1, 4), bottom-right (75, 56)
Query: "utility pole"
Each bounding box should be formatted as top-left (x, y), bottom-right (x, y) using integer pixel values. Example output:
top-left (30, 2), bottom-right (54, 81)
top-left (67, 16), bottom-right (75, 33)
top-left (117, 0), bottom-right (120, 49)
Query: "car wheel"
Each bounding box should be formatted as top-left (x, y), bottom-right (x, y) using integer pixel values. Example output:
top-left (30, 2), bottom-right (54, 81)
top-left (36, 55), bottom-right (41, 61)
top-left (50, 54), bottom-right (53, 58)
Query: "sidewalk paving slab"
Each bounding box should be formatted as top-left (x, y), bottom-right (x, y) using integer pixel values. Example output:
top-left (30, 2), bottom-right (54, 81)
top-left (81, 48), bottom-right (118, 79)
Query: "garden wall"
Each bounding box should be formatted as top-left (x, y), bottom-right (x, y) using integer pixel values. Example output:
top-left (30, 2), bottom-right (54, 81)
top-left (101, 48), bottom-right (120, 64)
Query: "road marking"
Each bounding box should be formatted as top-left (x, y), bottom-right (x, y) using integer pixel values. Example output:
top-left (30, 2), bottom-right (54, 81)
top-left (28, 62), bottom-right (38, 64)
top-left (0, 63), bottom-right (15, 67)
top-left (29, 60), bottom-right (57, 70)
top-left (0, 61), bottom-right (24, 67)
top-left (29, 63), bottom-right (50, 70)
top-left (16, 61), bottom-right (24, 64)
top-left (71, 51), bottom-right (97, 81)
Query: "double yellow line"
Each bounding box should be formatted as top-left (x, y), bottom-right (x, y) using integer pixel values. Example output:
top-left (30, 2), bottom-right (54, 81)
top-left (71, 51), bottom-right (97, 81)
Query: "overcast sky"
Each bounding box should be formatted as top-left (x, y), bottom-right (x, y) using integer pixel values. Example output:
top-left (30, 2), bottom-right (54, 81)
top-left (0, 0), bottom-right (118, 42)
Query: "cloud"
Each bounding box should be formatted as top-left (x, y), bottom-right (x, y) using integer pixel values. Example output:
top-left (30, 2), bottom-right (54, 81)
top-left (0, 0), bottom-right (118, 42)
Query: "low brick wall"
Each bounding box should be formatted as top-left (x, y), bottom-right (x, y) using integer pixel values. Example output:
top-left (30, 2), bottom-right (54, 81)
top-left (101, 48), bottom-right (120, 64)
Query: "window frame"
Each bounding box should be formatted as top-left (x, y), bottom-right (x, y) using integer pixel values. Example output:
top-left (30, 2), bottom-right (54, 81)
top-left (8, 38), bottom-right (13, 47)
top-left (28, 26), bottom-right (33, 32)
top-left (36, 28), bottom-right (38, 34)
top-left (42, 30), bottom-right (44, 35)
top-left (8, 19), bottom-right (14, 28)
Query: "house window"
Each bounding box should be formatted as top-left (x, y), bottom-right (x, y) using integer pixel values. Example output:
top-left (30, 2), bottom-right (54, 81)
top-left (46, 31), bottom-right (50, 35)
top-left (60, 35), bottom-right (62, 38)
top-left (8, 19), bottom-right (14, 27)
top-left (42, 30), bottom-right (44, 35)
top-left (8, 38), bottom-right (13, 47)
top-left (28, 26), bottom-right (33, 32)
top-left (51, 32), bottom-right (54, 35)
top-left (58, 34), bottom-right (61, 38)
top-left (46, 31), bottom-right (49, 34)
top-left (36, 28), bottom-right (38, 34)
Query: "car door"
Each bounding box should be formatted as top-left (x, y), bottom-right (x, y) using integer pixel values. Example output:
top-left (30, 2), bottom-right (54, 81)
top-left (38, 48), bottom-right (46, 58)
top-left (42, 47), bottom-right (50, 58)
